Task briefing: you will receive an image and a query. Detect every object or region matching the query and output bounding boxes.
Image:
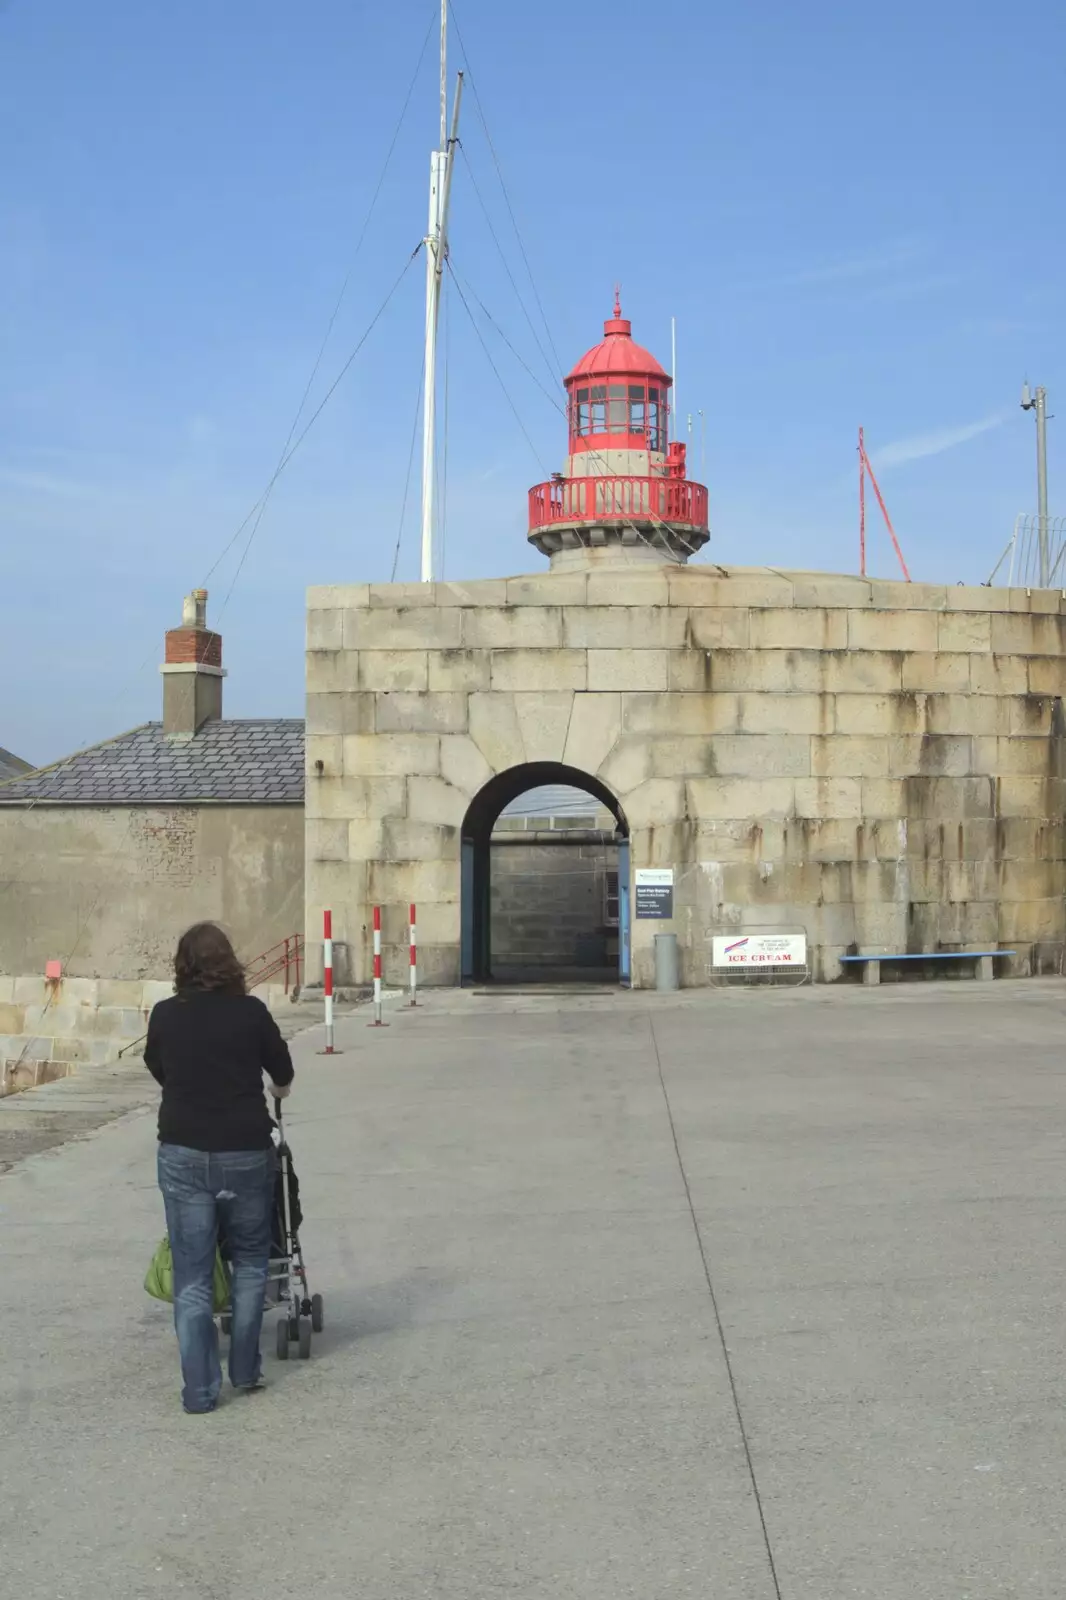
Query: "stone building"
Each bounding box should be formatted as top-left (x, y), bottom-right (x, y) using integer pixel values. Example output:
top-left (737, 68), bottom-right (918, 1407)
top-left (0, 592), bottom-right (304, 1089)
top-left (305, 303), bottom-right (1066, 991)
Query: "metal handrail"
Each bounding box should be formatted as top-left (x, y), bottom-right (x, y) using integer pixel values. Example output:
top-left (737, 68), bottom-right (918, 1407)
top-left (117, 932), bottom-right (305, 1057)
top-left (528, 473), bottom-right (709, 531)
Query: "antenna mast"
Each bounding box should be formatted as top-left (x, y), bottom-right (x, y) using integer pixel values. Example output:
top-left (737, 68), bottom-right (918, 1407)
top-left (420, 1), bottom-right (463, 583)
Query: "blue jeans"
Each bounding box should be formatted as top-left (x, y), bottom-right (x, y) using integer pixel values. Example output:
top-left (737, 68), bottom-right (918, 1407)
top-left (157, 1144), bottom-right (276, 1412)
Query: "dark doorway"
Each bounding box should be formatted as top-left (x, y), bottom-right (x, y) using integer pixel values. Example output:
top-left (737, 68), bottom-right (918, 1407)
top-left (460, 763), bottom-right (630, 986)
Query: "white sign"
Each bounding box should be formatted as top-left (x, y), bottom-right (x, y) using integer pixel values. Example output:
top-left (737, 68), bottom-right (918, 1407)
top-left (711, 934), bottom-right (807, 968)
top-left (635, 868), bottom-right (674, 920)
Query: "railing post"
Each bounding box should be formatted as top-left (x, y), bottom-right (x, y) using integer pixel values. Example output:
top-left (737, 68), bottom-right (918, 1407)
top-left (409, 903), bottom-right (418, 1007)
top-left (323, 910), bottom-right (335, 1054)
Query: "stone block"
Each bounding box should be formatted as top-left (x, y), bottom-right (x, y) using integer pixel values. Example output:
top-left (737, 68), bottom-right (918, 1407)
top-left (973, 736), bottom-right (1052, 776)
top-left (306, 734), bottom-right (343, 777)
top-left (999, 898), bottom-right (1064, 943)
top-left (0, 978), bottom-right (13, 1004)
top-left (739, 693), bottom-right (834, 736)
top-left (50, 1036), bottom-right (90, 1063)
top-left (969, 654), bottom-right (1028, 694)
top-left (512, 692), bottom-right (573, 764)
top-left (790, 575), bottom-right (872, 609)
top-left (598, 739), bottom-right (652, 797)
top-left (373, 693), bottom-right (468, 735)
top-left (1027, 656), bottom-right (1066, 695)
top-left (96, 979), bottom-right (145, 1008)
top-left (962, 901), bottom-right (1000, 944)
top-left (562, 607), bottom-right (688, 649)
top-left (462, 606), bottom-right (564, 649)
top-left (793, 778), bottom-right (863, 819)
top-left (938, 612), bottom-right (991, 652)
top-left (0, 1002), bottom-right (24, 1033)
top-left (649, 738), bottom-right (717, 778)
top-left (342, 734), bottom-right (440, 778)
top-left (902, 653), bottom-right (970, 692)
top-left (427, 650), bottom-right (490, 692)
top-left (564, 692), bottom-right (623, 774)
top-left (306, 609), bottom-right (343, 650)
top-left (901, 775), bottom-right (996, 821)
top-left (584, 650), bottom-right (665, 693)
top-left (672, 571), bottom-right (795, 609)
top-left (703, 649), bottom-right (830, 694)
top-left (491, 649), bottom-right (587, 692)
top-left (833, 694), bottom-right (919, 736)
top-left (505, 574), bottom-right (588, 607)
top-left (994, 776), bottom-right (1049, 817)
top-left (682, 607), bottom-right (751, 650)
top-left (306, 650), bottom-right (361, 693)
top-left (823, 651), bottom-right (904, 694)
top-left (623, 692), bottom-right (738, 737)
top-left (406, 776), bottom-right (470, 829)
top-left (436, 579), bottom-right (510, 608)
top-left (440, 736), bottom-right (495, 798)
top-left (307, 819), bottom-right (349, 862)
top-left (306, 692), bottom-right (375, 736)
top-left (621, 778), bottom-right (687, 828)
top-left (382, 818), bottom-right (458, 861)
top-left (357, 651), bottom-right (430, 692)
top-left (368, 859), bottom-right (458, 905)
top-left (1009, 695), bottom-right (1055, 736)
top-left (667, 651), bottom-right (715, 691)
top-left (586, 570), bottom-right (671, 607)
top-left (686, 776), bottom-right (796, 821)
top-left (710, 734), bottom-right (811, 777)
top-left (468, 693), bottom-right (525, 773)
top-left (307, 584), bottom-right (371, 610)
top-left (748, 608), bottom-right (848, 650)
top-left (887, 735), bottom-right (974, 778)
top-left (696, 819), bottom-right (784, 864)
top-left (991, 612), bottom-right (1066, 655)
top-left (14, 975), bottom-right (46, 1003)
top-left (344, 607), bottom-right (462, 651)
top-left (924, 694), bottom-right (1008, 736)
top-left (306, 775), bottom-right (407, 821)
top-left (847, 609), bottom-right (939, 652)
top-left (945, 584), bottom-right (1009, 613)
top-left (1009, 586), bottom-right (1064, 615)
top-left (811, 736), bottom-right (889, 778)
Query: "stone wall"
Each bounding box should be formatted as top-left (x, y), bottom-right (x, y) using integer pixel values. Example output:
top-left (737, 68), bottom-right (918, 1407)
top-left (490, 834), bottom-right (618, 975)
top-left (0, 803), bottom-right (304, 980)
top-left (305, 567), bottom-right (1066, 986)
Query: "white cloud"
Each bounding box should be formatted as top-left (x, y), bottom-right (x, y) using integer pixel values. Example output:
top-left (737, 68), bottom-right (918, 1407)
top-left (870, 414), bottom-right (1009, 471)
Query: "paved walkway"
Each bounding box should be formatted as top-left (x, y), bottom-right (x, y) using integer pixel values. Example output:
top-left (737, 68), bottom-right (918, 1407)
top-left (4, 980), bottom-right (1066, 1598)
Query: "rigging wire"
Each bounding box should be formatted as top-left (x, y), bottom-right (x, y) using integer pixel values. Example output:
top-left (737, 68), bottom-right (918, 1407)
top-left (451, 260), bottom-right (565, 414)
top-left (447, 0), bottom-right (564, 381)
top-left (391, 355), bottom-right (428, 583)
top-left (445, 260), bottom-right (551, 478)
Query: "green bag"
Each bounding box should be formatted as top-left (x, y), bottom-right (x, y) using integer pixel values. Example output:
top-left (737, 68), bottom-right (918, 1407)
top-left (144, 1236), bottom-right (230, 1314)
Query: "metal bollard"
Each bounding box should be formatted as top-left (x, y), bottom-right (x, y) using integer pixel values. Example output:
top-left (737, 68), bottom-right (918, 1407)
top-left (654, 932), bottom-right (680, 992)
top-left (322, 910), bottom-right (335, 1052)
top-left (409, 903), bottom-right (418, 1007)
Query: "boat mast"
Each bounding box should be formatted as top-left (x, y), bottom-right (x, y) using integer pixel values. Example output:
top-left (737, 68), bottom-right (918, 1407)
top-left (420, 0), bottom-right (463, 583)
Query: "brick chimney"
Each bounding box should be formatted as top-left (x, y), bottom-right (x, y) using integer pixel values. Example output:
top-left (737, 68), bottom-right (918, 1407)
top-left (160, 589), bottom-right (225, 738)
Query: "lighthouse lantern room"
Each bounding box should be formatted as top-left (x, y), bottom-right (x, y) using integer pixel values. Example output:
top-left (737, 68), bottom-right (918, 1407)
top-left (527, 294), bottom-right (709, 565)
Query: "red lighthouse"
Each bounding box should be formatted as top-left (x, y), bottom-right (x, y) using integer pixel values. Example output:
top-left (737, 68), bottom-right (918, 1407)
top-left (527, 294), bottom-right (709, 563)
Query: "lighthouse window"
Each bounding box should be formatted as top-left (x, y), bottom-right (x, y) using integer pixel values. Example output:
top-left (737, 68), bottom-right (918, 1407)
top-left (574, 387), bottom-right (590, 437)
top-left (648, 389), bottom-right (663, 451)
top-left (629, 384), bottom-right (646, 435)
top-left (590, 384), bottom-right (607, 431)
top-left (608, 385), bottom-right (627, 430)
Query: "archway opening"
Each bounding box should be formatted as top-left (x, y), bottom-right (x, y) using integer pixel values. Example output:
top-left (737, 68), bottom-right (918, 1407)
top-left (461, 763), bottom-right (630, 987)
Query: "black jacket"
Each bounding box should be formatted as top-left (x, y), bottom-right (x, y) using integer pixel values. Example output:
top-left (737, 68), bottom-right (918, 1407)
top-left (144, 991), bottom-right (295, 1152)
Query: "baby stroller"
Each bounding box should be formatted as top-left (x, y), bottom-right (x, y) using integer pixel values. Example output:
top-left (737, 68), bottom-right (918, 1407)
top-left (220, 1096), bottom-right (323, 1361)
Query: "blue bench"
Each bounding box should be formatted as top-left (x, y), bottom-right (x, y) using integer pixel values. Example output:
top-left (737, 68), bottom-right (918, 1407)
top-left (840, 950), bottom-right (1016, 986)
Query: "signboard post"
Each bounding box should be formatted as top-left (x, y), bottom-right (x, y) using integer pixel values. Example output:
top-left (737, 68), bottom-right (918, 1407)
top-left (711, 933), bottom-right (808, 970)
top-left (635, 868), bottom-right (674, 920)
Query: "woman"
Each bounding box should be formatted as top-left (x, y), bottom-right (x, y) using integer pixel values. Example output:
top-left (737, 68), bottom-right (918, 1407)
top-left (144, 922), bottom-right (295, 1413)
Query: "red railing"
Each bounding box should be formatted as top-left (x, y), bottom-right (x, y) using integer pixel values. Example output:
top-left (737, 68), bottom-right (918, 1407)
top-left (528, 474), bottom-right (709, 533)
top-left (245, 933), bottom-right (304, 995)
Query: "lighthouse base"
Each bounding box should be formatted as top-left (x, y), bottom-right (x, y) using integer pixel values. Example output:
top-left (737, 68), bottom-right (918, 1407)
top-left (528, 518), bottom-right (709, 567)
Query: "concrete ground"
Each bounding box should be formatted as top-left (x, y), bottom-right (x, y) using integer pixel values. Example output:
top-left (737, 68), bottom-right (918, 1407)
top-left (4, 979), bottom-right (1066, 1598)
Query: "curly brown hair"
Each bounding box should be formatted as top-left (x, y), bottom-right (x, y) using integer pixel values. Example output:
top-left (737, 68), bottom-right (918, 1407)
top-left (174, 922), bottom-right (246, 995)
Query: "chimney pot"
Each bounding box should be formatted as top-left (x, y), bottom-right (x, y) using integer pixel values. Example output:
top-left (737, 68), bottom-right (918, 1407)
top-left (162, 589), bottom-right (225, 738)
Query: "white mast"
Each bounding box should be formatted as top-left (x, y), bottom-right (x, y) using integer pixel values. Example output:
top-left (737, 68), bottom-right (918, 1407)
top-left (420, 1), bottom-right (463, 584)
top-left (670, 316), bottom-right (677, 443)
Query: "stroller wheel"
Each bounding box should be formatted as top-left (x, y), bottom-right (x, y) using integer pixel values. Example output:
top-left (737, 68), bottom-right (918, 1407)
top-left (298, 1321), bottom-right (312, 1360)
top-left (311, 1293), bottom-right (324, 1334)
top-left (276, 1318), bottom-right (290, 1361)
top-left (288, 1310), bottom-right (300, 1341)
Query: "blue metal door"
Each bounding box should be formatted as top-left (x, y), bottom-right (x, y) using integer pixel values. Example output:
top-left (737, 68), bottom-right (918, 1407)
top-left (461, 839), bottom-right (474, 983)
top-left (618, 839), bottom-right (631, 985)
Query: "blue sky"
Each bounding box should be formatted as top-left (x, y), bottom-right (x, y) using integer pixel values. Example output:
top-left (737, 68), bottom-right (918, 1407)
top-left (2, 0), bottom-right (1064, 764)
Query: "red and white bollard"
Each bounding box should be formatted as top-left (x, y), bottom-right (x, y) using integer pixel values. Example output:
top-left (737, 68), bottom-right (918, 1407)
top-left (322, 909), bottom-right (335, 1054)
top-left (409, 903), bottom-right (418, 1007)
top-left (370, 906), bottom-right (385, 1027)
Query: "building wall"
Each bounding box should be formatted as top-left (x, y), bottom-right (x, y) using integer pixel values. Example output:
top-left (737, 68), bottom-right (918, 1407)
top-left (305, 568), bottom-right (1066, 987)
top-left (490, 833), bottom-right (618, 973)
top-left (0, 803), bottom-right (304, 979)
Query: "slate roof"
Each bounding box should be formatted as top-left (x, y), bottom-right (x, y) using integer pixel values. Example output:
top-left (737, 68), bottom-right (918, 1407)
top-left (0, 746), bottom-right (32, 783)
top-left (0, 720), bottom-right (305, 805)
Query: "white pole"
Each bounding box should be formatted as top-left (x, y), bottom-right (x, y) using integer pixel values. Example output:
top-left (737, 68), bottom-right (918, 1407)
top-left (670, 317), bottom-right (677, 443)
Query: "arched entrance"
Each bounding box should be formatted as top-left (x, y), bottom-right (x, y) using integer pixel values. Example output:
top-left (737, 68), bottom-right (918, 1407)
top-left (461, 763), bottom-right (630, 986)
